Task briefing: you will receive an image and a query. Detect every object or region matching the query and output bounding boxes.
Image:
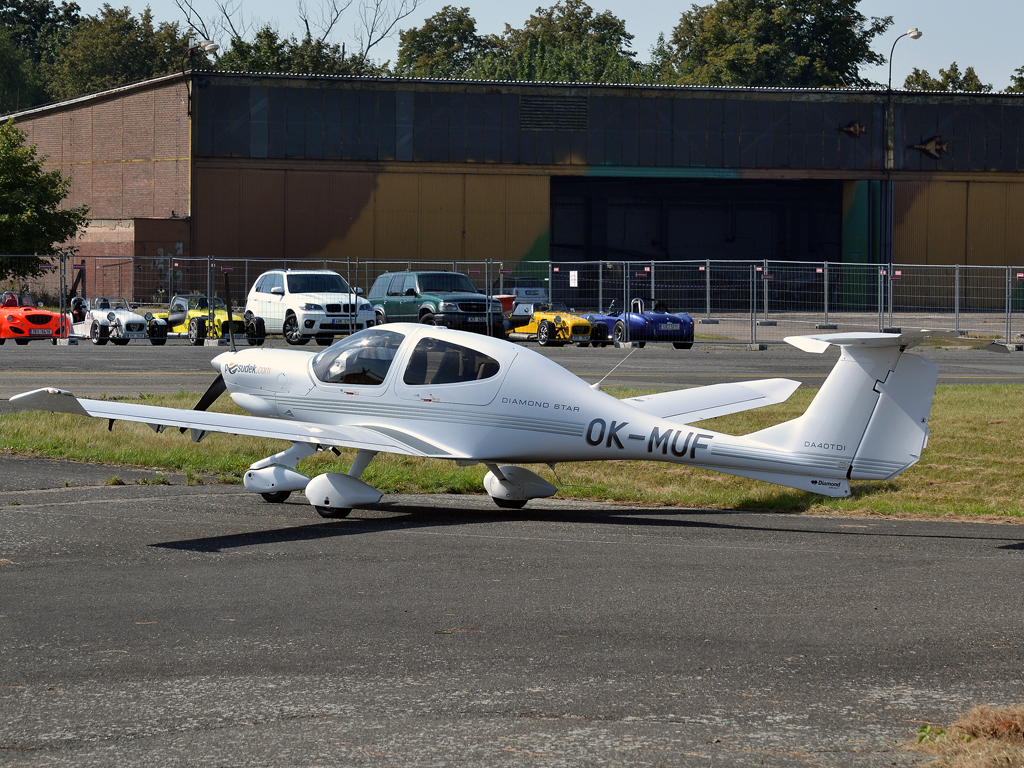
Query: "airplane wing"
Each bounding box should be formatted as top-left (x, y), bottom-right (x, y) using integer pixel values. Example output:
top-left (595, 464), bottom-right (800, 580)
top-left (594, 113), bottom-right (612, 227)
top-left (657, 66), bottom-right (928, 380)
top-left (9, 388), bottom-right (459, 458)
top-left (620, 378), bottom-right (801, 424)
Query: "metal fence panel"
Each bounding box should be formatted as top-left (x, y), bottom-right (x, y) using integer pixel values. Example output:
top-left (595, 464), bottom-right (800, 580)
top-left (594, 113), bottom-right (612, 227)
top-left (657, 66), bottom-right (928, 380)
top-left (5, 254), bottom-right (1024, 346)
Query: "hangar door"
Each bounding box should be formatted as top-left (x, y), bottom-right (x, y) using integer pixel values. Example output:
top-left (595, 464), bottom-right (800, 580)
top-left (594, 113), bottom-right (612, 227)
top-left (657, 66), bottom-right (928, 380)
top-left (550, 178), bottom-right (843, 263)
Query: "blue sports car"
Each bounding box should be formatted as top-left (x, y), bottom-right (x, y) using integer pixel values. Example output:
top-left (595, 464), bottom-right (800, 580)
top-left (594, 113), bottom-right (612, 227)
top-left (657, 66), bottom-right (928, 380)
top-left (583, 299), bottom-right (695, 349)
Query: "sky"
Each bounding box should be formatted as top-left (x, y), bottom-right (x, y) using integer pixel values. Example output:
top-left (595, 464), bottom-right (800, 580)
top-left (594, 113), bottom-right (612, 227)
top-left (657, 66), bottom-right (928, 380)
top-left (85, 0), bottom-right (1024, 90)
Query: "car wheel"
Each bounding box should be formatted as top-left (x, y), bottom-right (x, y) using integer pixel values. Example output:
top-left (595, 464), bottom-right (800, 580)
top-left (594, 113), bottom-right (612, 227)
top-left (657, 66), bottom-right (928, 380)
top-left (149, 322), bottom-right (167, 345)
top-left (419, 312), bottom-right (435, 325)
top-left (537, 320), bottom-right (554, 347)
top-left (90, 322), bottom-right (108, 346)
top-left (673, 342), bottom-right (693, 350)
top-left (375, 309), bottom-right (387, 325)
top-left (283, 313), bottom-right (309, 345)
top-left (315, 334), bottom-right (334, 346)
top-left (15, 339), bottom-right (30, 345)
top-left (51, 337), bottom-right (57, 345)
top-left (612, 321), bottom-right (625, 344)
top-left (260, 491), bottom-right (291, 503)
top-left (492, 497), bottom-right (527, 509)
top-left (315, 506), bottom-right (352, 519)
top-left (246, 317), bottom-right (266, 347)
top-left (188, 317), bottom-right (206, 346)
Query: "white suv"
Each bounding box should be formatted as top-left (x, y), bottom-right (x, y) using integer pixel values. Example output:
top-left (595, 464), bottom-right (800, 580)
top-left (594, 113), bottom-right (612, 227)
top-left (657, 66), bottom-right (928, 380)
top-left (245, 269), bottom-right (375, 346)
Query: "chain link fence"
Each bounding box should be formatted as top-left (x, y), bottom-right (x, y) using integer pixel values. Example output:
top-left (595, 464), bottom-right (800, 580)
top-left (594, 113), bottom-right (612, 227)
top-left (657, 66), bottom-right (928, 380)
top-left (3, 255), bottom-right (1022, 345)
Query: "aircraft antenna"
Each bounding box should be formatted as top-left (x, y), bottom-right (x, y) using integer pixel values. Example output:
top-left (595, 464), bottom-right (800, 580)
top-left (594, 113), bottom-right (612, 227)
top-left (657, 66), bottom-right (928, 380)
top-left (590, 348), bottom-right (636, 391)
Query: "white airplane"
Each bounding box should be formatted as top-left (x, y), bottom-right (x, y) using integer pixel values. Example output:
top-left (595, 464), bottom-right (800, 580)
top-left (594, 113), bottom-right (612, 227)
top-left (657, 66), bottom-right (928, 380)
top-left (11, 324), bottom-right (947, 517)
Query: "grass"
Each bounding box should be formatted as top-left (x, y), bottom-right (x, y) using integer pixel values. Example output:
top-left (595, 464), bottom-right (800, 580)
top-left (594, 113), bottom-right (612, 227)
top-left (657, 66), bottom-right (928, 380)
top-left (1, 385), bottom-right (1022, 519)
top-left (912, 704), bottom-right (1024, 767)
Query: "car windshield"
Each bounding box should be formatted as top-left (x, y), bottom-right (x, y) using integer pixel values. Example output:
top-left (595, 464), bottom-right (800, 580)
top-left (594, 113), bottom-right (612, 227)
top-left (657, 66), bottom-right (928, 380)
top-left (94, 297), bottom-right (129, 310)
top-left (537, 302), bottom-right (569, 313)
top-left (312, 328), bottom-right (406, 386)
top-left (20, 293), bottom-right (36, 307)
top-left (287, 273), bottom-right (352, 294)
top-left (417, 273), bottom-right (478, 293)
top-left (185, 296), bottom-right (225, 311)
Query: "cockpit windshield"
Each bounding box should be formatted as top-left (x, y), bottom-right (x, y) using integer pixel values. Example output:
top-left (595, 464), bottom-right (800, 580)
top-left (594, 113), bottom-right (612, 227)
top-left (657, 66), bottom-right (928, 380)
top-left (312, 328), bottom-right (405, 385)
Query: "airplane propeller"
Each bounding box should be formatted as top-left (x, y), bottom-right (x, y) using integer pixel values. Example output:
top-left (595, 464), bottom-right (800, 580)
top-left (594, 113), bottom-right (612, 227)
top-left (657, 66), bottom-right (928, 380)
top-left (179, 271), bottom-right (236, 432)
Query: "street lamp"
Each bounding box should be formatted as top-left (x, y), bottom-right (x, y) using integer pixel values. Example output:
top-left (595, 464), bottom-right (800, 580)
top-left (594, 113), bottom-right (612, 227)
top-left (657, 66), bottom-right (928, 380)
top-left (882, 27), bottom-right (921, 302)
top-left (182, 36), bottom-right (219, 116)
top-left (888, 28), bottom-right (923, 92)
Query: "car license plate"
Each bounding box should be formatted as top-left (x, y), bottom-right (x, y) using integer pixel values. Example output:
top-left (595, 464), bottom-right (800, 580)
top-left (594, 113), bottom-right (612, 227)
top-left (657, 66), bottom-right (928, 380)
top-left (661, 323), bottom-right (680, 331)
top-left (128, 331), bottom-right (145, 338)
top-left (29, 328), bottom-right (52, 335)
top-left (467, 316), bottom-right (486, 323)
top-left (570, 335), bottom-right (588, 341)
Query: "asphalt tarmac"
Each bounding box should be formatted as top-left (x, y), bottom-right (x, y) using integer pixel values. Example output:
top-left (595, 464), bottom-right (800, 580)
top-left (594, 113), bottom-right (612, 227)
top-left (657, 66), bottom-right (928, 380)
top-left (1, 456), bottom-right (1023, 766)
top-left (1, 338), bottom-right (1023, 766)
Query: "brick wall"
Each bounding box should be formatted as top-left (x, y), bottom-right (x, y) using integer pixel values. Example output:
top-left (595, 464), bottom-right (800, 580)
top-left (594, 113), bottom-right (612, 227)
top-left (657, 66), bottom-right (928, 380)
top-left (15, 79), bottom-right (191, 235)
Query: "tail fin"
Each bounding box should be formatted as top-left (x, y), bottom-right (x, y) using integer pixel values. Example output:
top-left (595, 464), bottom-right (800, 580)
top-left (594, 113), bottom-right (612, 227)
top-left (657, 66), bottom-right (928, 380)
top-left (749, 332), bottom-right (937, 481)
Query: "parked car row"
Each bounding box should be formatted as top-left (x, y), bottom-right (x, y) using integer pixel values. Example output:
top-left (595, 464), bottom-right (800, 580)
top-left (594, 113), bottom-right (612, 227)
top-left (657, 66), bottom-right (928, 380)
top-left (2, 269), bottom-right (695, 350)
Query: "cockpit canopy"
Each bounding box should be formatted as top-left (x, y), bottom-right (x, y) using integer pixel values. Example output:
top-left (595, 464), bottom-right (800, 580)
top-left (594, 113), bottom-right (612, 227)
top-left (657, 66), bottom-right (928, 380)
top-left (312, 327), bottom-right (502, 388)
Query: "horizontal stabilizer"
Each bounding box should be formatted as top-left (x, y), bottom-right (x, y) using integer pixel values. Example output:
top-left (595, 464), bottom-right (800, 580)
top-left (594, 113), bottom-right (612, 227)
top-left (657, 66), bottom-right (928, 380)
top-left (10, 387), bottom-right (458, 458)
top-left (623, 378), bottom-right (801, 423)
top-left (786, 330), bottom-right (1009, 354)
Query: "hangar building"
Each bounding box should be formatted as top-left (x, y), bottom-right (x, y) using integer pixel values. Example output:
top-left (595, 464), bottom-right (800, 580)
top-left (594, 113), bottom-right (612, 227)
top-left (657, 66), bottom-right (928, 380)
top-left (8, 70), bottom-right (1024, 270)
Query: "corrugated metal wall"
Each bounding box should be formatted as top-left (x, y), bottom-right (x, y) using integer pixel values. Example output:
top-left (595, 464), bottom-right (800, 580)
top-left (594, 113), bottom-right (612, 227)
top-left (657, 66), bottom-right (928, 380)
top-left (192, 165), bottom-right (549, 265)
top-left (895, 181), bottom-right (1024, 265)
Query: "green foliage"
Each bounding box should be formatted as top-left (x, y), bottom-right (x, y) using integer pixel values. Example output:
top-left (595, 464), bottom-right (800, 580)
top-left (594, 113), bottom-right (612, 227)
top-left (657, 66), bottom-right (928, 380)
top-left (661, 0), bottom-right (892, 87)
top-left (0, 120), bottom-right (88, 279)
top-left (395, 0), bottom-right (640, 84)
top-left (0, 0), bottom-right (81, 68)
top-left (0, 25), bottom-right (42, 111)
top-left (395, 5), bottom-right (486, 78)
top-left (468, 0), bottom-right (639, 84)
top-left (1006, 65), bottom-right (1024, 94)
top-left (904, 61), bottom-right (992, 92)
top-left (44, 4), bottom-right (188, 101)
top-left (217, 25), bottom-right (386, 76)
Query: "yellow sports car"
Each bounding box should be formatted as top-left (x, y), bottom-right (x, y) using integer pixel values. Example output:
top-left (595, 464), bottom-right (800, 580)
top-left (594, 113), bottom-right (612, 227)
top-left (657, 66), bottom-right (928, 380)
top-left (502, 301), bottom-right (600, 347)
top-left (155, 294), bottom-right (249, 346)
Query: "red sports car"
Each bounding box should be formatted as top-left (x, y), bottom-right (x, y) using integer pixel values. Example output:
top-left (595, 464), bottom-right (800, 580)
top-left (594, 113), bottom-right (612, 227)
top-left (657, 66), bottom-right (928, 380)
top-left (0, 291), bottom-right (71, 345)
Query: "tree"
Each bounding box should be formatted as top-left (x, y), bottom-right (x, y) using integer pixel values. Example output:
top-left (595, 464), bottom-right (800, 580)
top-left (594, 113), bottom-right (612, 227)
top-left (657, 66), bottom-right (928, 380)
top-left (661, 0), bottom-right (892, 88)
top-left (44, 5), bottom-right (189, 101)
top-left (0, 26), bottom-right (42, 111)
top-left (395, 5), bottom-right (485, 78)
top-left (0, 0), bottom-right (81, 68)
top-left (903, 62), bottom-right (992, 92)
top-left (0, 120), bottom-right (88, 280)
top-left (1006, 65), bottom-right (1024, 94)
top-left (465, 0), bottom-right (640, 84)
top-left (217, 24), bottom-right (386, 75)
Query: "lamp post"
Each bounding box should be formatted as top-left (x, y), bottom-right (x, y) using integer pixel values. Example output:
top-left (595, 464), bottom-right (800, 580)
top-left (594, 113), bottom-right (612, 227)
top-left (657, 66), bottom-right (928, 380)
top-left (882, 27), bottom-right (921, 277)
top-left (182, 34), bottom-right (219, 117)
top-left (885, 28), bottom-right (922, 170)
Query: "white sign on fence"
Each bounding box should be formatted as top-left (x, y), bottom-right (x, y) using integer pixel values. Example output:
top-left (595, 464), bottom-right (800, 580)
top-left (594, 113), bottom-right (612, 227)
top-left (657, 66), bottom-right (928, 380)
top-left (569, 270), bottom-right (578, 288)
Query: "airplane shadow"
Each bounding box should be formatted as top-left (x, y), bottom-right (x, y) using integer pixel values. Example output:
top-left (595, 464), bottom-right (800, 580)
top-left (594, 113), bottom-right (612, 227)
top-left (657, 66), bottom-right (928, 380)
top-left (150, 498), bottom-right (1024, 553)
